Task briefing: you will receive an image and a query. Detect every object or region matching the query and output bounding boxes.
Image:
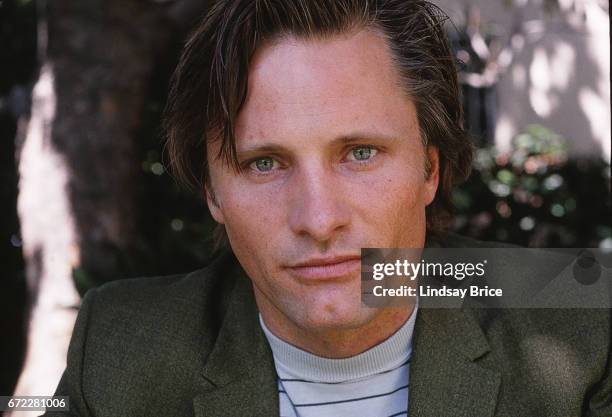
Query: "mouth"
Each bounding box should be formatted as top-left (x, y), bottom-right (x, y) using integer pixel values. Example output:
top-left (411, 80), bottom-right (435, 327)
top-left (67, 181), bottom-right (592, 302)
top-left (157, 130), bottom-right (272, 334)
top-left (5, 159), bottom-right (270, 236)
top-left (286, 255), bottom-right (362, 281)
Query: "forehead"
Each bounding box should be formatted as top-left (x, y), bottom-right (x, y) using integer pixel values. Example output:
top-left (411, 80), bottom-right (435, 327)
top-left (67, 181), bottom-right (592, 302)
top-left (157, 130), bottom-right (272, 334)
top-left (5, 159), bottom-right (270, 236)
top-left (234, 28), bottom-right (420, 145)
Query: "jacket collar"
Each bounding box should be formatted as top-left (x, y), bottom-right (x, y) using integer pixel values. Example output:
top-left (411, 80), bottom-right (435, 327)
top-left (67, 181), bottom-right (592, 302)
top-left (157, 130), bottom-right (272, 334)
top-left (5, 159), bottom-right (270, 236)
top-left (192, 266), bottom-right (279, 417)
top-left (411, 231), bottom-right (501, 416)
top-left (408, 307), bottom-right (501, 417)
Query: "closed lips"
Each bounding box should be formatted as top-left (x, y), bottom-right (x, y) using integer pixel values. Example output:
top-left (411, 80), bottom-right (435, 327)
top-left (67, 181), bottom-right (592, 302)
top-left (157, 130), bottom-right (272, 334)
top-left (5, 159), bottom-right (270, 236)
top-left (287, 256), bottom-right (361, 280)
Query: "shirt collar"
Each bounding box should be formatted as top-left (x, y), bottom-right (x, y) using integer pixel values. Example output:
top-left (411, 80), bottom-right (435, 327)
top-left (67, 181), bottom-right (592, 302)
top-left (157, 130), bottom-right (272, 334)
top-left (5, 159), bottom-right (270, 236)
top-left (259, 300), bottom-right (418, 383)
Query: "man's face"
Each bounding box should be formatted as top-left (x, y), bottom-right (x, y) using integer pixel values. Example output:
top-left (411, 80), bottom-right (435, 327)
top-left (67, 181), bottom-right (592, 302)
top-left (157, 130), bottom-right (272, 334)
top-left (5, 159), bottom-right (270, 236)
top-left (207, 29), bottom-right (439, 333)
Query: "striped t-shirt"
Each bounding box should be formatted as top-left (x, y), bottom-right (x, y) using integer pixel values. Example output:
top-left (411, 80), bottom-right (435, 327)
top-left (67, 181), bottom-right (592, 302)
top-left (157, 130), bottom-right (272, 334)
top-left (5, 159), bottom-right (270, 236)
top-left (258, 308), bottom-right (417, 417)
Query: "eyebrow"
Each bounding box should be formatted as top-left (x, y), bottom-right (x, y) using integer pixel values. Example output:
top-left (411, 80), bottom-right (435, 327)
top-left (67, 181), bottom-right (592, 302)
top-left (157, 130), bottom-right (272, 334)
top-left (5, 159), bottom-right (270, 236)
top-left (235, 132), bottom-right (401, 157)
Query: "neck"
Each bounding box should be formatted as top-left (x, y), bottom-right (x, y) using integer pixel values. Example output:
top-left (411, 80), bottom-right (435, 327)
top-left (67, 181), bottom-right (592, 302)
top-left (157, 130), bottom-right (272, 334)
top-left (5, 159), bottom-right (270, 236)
top-left (257, 298), bottom-right (416, 358)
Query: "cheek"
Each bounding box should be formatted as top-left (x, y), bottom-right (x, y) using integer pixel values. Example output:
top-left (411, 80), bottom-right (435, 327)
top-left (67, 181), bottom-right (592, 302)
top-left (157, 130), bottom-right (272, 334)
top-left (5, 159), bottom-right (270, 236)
top-left (359, 169), bottom-right (425, 213)
top-left (381, 179), bottom-right (425, 226)
top-left (349, 168), bottom-right (427, 244)
top-left (218, 185), bottom-right (282, 251)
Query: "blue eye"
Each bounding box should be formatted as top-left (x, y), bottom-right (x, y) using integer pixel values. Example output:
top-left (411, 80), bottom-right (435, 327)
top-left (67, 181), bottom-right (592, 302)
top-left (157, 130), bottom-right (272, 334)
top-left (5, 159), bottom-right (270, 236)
top-left (349, 146), bottom-right (377, 161)
top-left (251, 157), bottom-right (276, 172)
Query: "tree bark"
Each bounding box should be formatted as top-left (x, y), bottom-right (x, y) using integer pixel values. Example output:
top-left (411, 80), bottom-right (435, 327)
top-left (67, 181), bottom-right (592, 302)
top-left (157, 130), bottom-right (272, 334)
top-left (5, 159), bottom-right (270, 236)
top-left (12, 0), bottom-right (176, 411)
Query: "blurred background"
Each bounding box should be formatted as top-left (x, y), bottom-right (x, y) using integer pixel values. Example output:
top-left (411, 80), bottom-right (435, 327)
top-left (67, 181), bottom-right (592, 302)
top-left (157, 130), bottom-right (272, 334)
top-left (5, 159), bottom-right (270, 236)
top-left (1, 0), bottom-right (610, 411)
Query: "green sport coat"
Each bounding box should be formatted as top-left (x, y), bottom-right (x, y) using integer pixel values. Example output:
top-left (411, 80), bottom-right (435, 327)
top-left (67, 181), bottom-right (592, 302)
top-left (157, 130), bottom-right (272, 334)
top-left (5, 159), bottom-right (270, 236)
top-left (43, 234), bottom-right (611, 416)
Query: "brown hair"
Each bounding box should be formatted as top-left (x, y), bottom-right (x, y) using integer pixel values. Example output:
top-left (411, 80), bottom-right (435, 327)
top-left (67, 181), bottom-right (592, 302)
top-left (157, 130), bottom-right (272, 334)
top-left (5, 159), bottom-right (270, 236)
top-left (163, 0), bottom-right (473, 245)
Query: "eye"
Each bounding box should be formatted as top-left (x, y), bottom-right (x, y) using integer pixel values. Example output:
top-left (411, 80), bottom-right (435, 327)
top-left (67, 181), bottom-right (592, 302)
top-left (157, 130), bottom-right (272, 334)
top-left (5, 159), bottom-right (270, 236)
top-left (250, 157), bottom-right (277, 173)
top-left (347, 145), bottom-right (378, 162)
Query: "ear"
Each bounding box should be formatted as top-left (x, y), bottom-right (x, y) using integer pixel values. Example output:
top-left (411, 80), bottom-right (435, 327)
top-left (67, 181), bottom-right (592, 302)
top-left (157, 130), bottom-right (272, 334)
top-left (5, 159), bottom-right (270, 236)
top-left (205, 185), bottom-right (225, 224)
top-left (424, 145), bottom-right (440, 206)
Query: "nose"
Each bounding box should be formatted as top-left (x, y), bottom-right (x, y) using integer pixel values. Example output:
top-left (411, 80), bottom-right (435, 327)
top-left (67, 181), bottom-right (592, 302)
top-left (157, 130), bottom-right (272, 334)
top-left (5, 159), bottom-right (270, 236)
top-left (287, 164), bottom-right (351, 245)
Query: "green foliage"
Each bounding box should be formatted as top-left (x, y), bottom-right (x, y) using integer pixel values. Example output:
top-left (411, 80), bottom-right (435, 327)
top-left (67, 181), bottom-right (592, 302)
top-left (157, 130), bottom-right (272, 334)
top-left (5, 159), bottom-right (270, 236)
top-left (453, 125), bottom-right (611, 247)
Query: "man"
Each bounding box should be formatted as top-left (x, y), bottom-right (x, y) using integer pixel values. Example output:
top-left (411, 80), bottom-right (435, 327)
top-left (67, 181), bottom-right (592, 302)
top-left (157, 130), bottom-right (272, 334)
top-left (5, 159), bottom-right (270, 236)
top-left (44, 1), bottom-right (610, 416)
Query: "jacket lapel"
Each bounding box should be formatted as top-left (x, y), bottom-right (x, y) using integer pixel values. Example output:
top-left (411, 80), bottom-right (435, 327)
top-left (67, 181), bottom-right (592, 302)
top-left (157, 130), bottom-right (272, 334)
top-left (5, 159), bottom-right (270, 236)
top-left (192, 271), bottom-right (280, 417)
top-left (408, 307), bottom-right (501, 417)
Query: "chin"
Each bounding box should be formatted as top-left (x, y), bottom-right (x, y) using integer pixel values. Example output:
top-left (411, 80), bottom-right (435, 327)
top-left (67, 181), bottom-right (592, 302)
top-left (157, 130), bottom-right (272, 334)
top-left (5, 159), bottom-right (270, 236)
top-left (287, 277), bottom-right (375, 330)
top-left (295, 301), bottom-right (378, 332)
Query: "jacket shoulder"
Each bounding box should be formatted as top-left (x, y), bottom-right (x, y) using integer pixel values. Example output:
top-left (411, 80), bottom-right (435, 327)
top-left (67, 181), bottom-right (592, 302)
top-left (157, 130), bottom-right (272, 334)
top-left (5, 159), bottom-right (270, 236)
top-left (91, 249), bottom-right (237, 321)
top-left (72, 250), bottom-right (241, 415)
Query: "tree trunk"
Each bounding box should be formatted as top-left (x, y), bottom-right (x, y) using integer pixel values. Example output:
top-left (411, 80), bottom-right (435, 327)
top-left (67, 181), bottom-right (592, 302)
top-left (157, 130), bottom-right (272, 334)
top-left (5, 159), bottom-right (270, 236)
top-left (12, 0), bottom-right (175, 412)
